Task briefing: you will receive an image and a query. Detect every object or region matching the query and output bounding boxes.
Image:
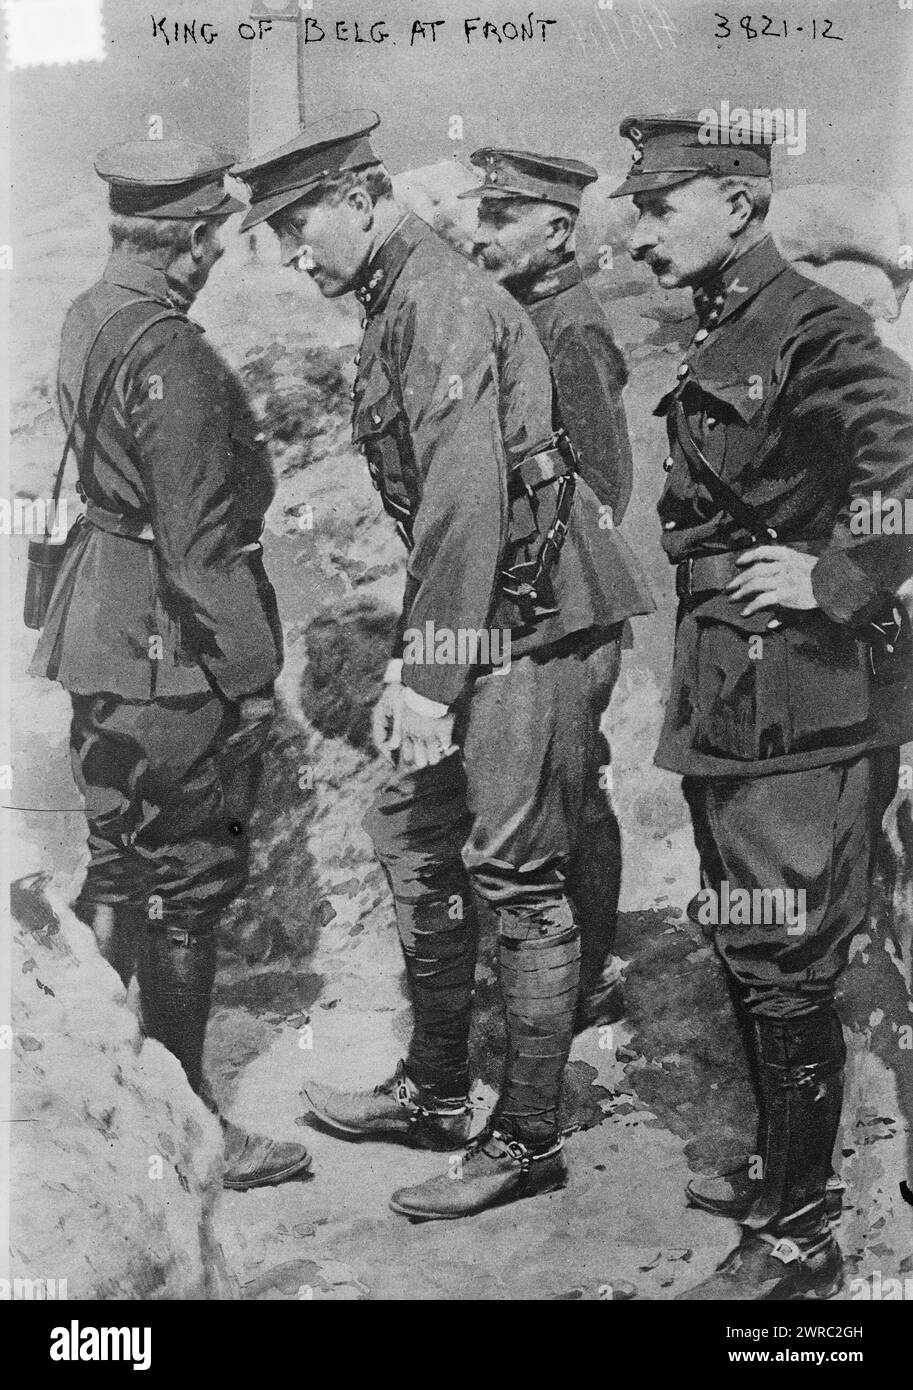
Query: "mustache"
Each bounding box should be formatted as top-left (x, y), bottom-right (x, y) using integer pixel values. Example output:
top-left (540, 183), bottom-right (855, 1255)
top-left (472, 245), bottom-right (503, 268)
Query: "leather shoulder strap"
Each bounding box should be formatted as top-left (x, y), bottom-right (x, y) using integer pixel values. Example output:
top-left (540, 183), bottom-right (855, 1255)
top-left (673, 398), bottom-right (779, 544)
top-left (48, 299), bottom-right (186, 526)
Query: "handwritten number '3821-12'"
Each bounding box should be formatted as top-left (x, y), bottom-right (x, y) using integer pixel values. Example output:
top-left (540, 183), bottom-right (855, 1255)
top-left (714, 15), bottom-right (843, 39)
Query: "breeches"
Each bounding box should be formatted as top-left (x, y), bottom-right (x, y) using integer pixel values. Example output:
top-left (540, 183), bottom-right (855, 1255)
top-left (69, 690), bottom-right (270, 933)
top-left (364, 632), bottom-right (622, 1139)
top-left (683, 750), bottom-right (899, 1018)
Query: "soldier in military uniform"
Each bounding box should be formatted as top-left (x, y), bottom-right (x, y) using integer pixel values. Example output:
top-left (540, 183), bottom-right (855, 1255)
top-left (29, 141), bottom-right (311, 1191)
top-left (611, 114), bottom-right (913, 1297)
top-left (234, 112), bottom-right (653, 1219)
top-left (465, 148), bottom-right (637, 1028)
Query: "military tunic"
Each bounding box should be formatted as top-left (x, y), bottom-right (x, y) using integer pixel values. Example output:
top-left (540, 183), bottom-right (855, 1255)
top-left (655, 234), bottom-right (913, 778)
top-left (353, 213), bottom-right (653, 1137)
top-left (351, 213), bottom-right (653, 707)
top-left (655, 234), bottom-right (913, 1015)
top-left (31, 254), bottom-right (281, 701)
top-left (29, 255), bottom-right (282, 929)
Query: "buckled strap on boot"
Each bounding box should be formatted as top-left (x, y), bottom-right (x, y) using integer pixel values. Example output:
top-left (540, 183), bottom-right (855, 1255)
top-left (469, 1128), bottom-right (565, 1177)
top-left (769, 1057), bottom-right (844, 1091)
top-left (146, 919), bottom-right (216, 946)
top-left (761, 1230), bottom-right (834, 1266)
top-left (391, 1061), bottom-right (472, 1127)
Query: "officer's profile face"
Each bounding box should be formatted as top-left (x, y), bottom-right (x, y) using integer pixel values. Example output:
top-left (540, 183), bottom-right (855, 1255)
top-left (473, 199), bottom-right (571, 287)
top-left (628, 179), bottom-right (746, 288)
top-left (270, 190), bottom-right (371, 297)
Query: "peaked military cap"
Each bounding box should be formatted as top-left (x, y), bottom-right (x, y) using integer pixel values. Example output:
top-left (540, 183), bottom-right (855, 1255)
top-left (233, 110), bottom-right (382, 232)
top-left (460, 148), bottom-right (598, 212)
top-left (610, 113), bottom-right (775, 198)
top-left (95, 140), bottom-right (243, 219)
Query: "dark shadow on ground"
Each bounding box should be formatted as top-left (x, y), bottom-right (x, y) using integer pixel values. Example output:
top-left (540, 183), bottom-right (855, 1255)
top-left (614, 910), bottom-right (756, 1172)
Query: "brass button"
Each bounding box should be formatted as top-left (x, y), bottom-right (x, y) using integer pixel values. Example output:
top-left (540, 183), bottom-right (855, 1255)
top-left (694, 328), bottom-right (708, 343)
top-left (706, 416), bottom-right (717, 429)
top-left (371, 411), bottom-right (382, 426)
top-left (353, 353), bottom-right (361, 365)
top-left (663, 520), bottom-right (677, 531)
top-left (662, 455), bottom-right (674, 472)
top-left (677, 363), bottom-right (690, 379)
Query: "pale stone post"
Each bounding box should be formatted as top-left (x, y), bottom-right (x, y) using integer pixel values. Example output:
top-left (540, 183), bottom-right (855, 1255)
top-left (247, 2), bottom-right (306, 158)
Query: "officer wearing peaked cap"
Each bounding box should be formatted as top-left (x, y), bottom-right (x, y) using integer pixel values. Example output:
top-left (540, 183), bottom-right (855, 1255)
top-left (462, 148), bottom-right (597, 212)
top-left (612, 113), bottom-right (913, 1298)
top-left (235, 112), bottom-right (653, 1219)
top-left (30, 138), bottom-right (311, 1192)
top-left (93, 138), bottom-right (245, 218)
top-left (233, 109), bottom-right (384, 232)
top-left (466, 146), bottom-right (652, 1031)
top-left (611, 112), bottom-right (776, 197)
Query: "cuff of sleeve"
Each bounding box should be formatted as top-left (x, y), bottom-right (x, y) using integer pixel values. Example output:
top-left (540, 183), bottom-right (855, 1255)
top-left (811, 550), bottom-right (884, 626)
top-left (383, 659), bottom-right (403, 685)
top-left (401, 684), bottom-right (450, 719)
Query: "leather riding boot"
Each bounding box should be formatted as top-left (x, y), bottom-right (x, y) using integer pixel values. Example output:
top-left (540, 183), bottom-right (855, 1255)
top-left (742, 1008), bottom-right (846, 1236)
top-left (137, 923), bottom-right (217, 1095)
top-left (496, 900), bottom-right (581, 1148)
top-left (137, 923), bottom-right (312, 1190)
top-left (676, 1227), bottom-right (844, 1301)
top-left (678, 1007), bottom-right (847, 1301)
top-left (686, 976), bottom-right (843, 1223)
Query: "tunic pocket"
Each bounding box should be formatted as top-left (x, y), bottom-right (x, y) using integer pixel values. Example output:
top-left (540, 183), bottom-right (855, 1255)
top-left (780, 611), bottom-right (871, 753)
top-left (685, 607), bottom-right (872, 764)
top-left (687, 615), bottom-right (788, 762)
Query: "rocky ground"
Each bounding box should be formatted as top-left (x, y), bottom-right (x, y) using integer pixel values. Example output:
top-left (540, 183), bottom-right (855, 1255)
top-left (7, 175), bottom-right (912, 1299)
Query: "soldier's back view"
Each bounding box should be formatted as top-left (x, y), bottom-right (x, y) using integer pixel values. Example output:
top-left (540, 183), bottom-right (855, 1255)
top-left (29, 140), bottom-right (311, 1191)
